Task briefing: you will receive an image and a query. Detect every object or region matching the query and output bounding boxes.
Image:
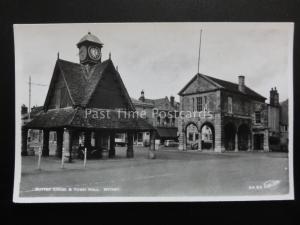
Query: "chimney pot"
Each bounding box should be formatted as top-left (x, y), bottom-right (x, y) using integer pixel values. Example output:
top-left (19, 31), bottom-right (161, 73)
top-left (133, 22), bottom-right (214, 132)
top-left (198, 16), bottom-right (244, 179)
top-left (238, 75), bottom-right (245, 93)
top-left (170, 96), bottom-right (175, 107)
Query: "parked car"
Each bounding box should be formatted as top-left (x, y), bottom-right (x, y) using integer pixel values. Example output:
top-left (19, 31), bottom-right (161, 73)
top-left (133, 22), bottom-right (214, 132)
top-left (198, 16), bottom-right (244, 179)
top-left (191, 143), bottom-right (198, 150)
top-left (164, 140), bottom-right (179, 147)
top-left (77, 146), bottom-right (103, 159)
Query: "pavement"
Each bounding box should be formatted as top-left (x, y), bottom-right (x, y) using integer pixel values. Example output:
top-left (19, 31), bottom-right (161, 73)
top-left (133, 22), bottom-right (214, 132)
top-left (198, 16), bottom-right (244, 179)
top-left (19, 146), bottom-right (290, 198)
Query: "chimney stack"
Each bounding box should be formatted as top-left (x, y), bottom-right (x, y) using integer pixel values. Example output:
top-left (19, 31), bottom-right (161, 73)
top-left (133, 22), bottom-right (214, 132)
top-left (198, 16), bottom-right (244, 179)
top-left (238, 75), bottom-right (245, 93)
top-left (270, 87), bottom-right (279, 106)
top-left (170, 96), bottom-right (175, 107)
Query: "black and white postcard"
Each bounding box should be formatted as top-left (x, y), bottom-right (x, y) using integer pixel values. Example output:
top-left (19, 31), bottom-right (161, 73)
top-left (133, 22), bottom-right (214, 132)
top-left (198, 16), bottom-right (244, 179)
top-left (13, 22), bottom-right (294, 202)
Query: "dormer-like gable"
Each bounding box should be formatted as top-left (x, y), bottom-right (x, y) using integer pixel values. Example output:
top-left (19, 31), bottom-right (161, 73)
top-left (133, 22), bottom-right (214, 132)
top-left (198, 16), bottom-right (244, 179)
top-left (44, 58), bottom-right (135, 111)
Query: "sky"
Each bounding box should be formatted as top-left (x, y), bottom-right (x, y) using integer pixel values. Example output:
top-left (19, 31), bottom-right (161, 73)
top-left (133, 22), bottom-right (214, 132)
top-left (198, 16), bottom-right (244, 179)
top-left (14, 23), bottom-right (293, 107)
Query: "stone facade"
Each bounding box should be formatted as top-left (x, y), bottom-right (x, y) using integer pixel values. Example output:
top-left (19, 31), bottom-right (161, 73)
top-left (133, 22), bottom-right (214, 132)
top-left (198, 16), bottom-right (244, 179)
top-left (178, 73), bottom-right (281, 152)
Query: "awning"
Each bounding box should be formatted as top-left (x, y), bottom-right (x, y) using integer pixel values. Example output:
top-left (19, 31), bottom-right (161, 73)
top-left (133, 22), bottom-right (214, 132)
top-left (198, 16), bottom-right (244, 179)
top-left (156, 127), bottom-right (178, 139)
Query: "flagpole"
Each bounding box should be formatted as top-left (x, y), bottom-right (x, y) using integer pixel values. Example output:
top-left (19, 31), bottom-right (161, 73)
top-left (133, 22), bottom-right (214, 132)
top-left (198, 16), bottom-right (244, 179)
top-left (28, 76), bottom-right (31, 120)
top-left (197, 29), bottom-right (203, 74)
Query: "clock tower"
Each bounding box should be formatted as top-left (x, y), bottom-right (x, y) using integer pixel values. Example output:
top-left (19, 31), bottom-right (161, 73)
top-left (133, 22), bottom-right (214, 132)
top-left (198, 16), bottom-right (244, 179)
top-left (77, 32), bottom-right (103, 65)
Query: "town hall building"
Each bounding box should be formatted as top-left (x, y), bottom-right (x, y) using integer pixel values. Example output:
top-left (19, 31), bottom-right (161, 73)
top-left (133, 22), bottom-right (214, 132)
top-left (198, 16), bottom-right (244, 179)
top-left (178, 73), bottom-right (283, 152)
top-left (22, 32), bottom-right (155, 160)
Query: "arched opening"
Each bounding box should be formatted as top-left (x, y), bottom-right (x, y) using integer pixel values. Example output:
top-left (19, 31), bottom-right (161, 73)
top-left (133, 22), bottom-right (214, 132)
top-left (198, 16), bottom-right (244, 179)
top-left (224, 122), bottom-right (236, 151)
top-left (200, 122), bottom-right (214, 150)
top-left (238, 124), bottom-right (250, 151)
top-left (185, 123), bottom-right (198, 150)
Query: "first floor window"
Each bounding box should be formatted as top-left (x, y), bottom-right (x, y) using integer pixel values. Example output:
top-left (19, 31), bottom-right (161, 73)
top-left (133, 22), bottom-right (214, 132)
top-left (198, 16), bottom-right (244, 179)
top-left (255, 111), bottom-right (261, 123)
top-left (204, 96), bottom-right (208, 111)
top-left (196, 97), bottom-right (202, 112)
top-left (228, 96), bottom-right (232, 113)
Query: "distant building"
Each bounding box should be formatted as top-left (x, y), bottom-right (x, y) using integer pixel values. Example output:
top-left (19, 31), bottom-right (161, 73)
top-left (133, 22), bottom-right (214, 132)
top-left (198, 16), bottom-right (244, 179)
top-left (131, 90), bottom-right (180, 145)
top-left (279, 99), bottom-right (289, 151)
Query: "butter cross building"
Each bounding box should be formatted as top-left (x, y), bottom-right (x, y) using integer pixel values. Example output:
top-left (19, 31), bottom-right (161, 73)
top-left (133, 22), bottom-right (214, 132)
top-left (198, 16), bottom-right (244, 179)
top-left (22, 32), bottom-right (154, 160)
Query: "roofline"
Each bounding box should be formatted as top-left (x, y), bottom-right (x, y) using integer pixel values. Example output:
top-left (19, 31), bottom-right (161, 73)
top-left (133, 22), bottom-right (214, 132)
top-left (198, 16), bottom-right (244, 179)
top-left (179, 87), bottom-right (266, 101)
top-left (85, 59), bottom-right (136, 111)
top-left (57, 60), bottom-right (76, 106)
top-left (178, 73), bottom-right (222, 96)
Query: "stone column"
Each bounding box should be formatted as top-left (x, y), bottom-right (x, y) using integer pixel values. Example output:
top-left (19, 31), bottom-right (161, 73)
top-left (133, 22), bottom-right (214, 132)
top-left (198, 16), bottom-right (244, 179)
top-left (234, 132), bottom-right (238, 152)
top-left (21, 127), bottom-right (28, 156)
top-left (183, 131), bottom-right (187, 151)
top-left (55, 129), bottom-right (63, 158)
top-left (42, 130), bottom-right (50, 157)
top-left (252, 134), bottom-right (255, 150)
top-left (149, 131), bottom-right (156, 159)
top-left (248, 133), bottom-right (252, 151)
top-left (198, 132), bottom-right (202, 151)
top-left (63, 128), bottom-right (73, 162)
top-left (214, 113), bottom-right (225, 153)
top-left (127, 131), bottom-right (134, 158)
top-left (178, 131), bottom-right (184, 150)
top-left (109, 132), bottom-right (116, 158)
top-left (263, 129), bottom-right (270, 152)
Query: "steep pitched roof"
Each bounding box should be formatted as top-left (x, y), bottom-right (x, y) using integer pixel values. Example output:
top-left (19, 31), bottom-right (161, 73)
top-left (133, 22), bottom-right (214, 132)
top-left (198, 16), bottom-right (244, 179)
top-left (179, 73), bottom-right (266, 100)
top-left (44, 58), bottom-right (134, 110)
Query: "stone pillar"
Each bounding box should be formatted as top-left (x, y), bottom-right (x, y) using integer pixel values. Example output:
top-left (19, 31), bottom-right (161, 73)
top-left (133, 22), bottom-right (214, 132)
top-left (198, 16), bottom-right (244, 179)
top-left (42, 130), bottom-right (50, 157)
top-left (198, 132), bottom-right (202, 151)
top-left (21, 127), bottom-right (28, 156)
top-left (127, 131), bottom-right (134, 158)
top-left (252, 134), bottom-right (255, 150)
top-left (214, 113), bottom-right (225, 153)
top-left (234, 132), bottom-right (238, 152)
top-left (248, 133), bottom-right (252, 151)
top-left (63, 129), bottom-right (73, 162)
top-left (178, 131), bottom-right (185, 150)
top-left (149, 131), bottom-right (156, 159)
top-left (56, 129), bottom-right (63, 158)
top-left (109, 132), bottom-right (116, 158)
top-left (263, 129), bottom-right (270, 152)
top-left (183, 131), bottom-right (187, 151)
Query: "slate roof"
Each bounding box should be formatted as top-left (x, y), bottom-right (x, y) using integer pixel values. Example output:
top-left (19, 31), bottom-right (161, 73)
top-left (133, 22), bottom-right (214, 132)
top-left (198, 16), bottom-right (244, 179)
top-left (179, 73), bottom-right (266, 100)
top-left (132, 97), bottom-right (179, 111)
top-left (130, 98), bottom-right (154, 108)
top-left (25, 108), bottom-right (154, 131)
top-left (44, 58), bottom-right (134, 110)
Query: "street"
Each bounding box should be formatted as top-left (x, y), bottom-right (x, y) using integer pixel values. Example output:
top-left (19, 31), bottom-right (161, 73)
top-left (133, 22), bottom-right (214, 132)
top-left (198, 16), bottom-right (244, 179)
top-left (19, 147), bottom-right (290, 197)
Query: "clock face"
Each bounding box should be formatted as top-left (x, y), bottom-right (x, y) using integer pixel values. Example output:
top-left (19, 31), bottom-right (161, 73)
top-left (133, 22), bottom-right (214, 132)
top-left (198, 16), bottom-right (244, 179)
top-left (88, 46), bottom-right (101, 60)
top-left (79, 46), bottom-right (87, 61)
